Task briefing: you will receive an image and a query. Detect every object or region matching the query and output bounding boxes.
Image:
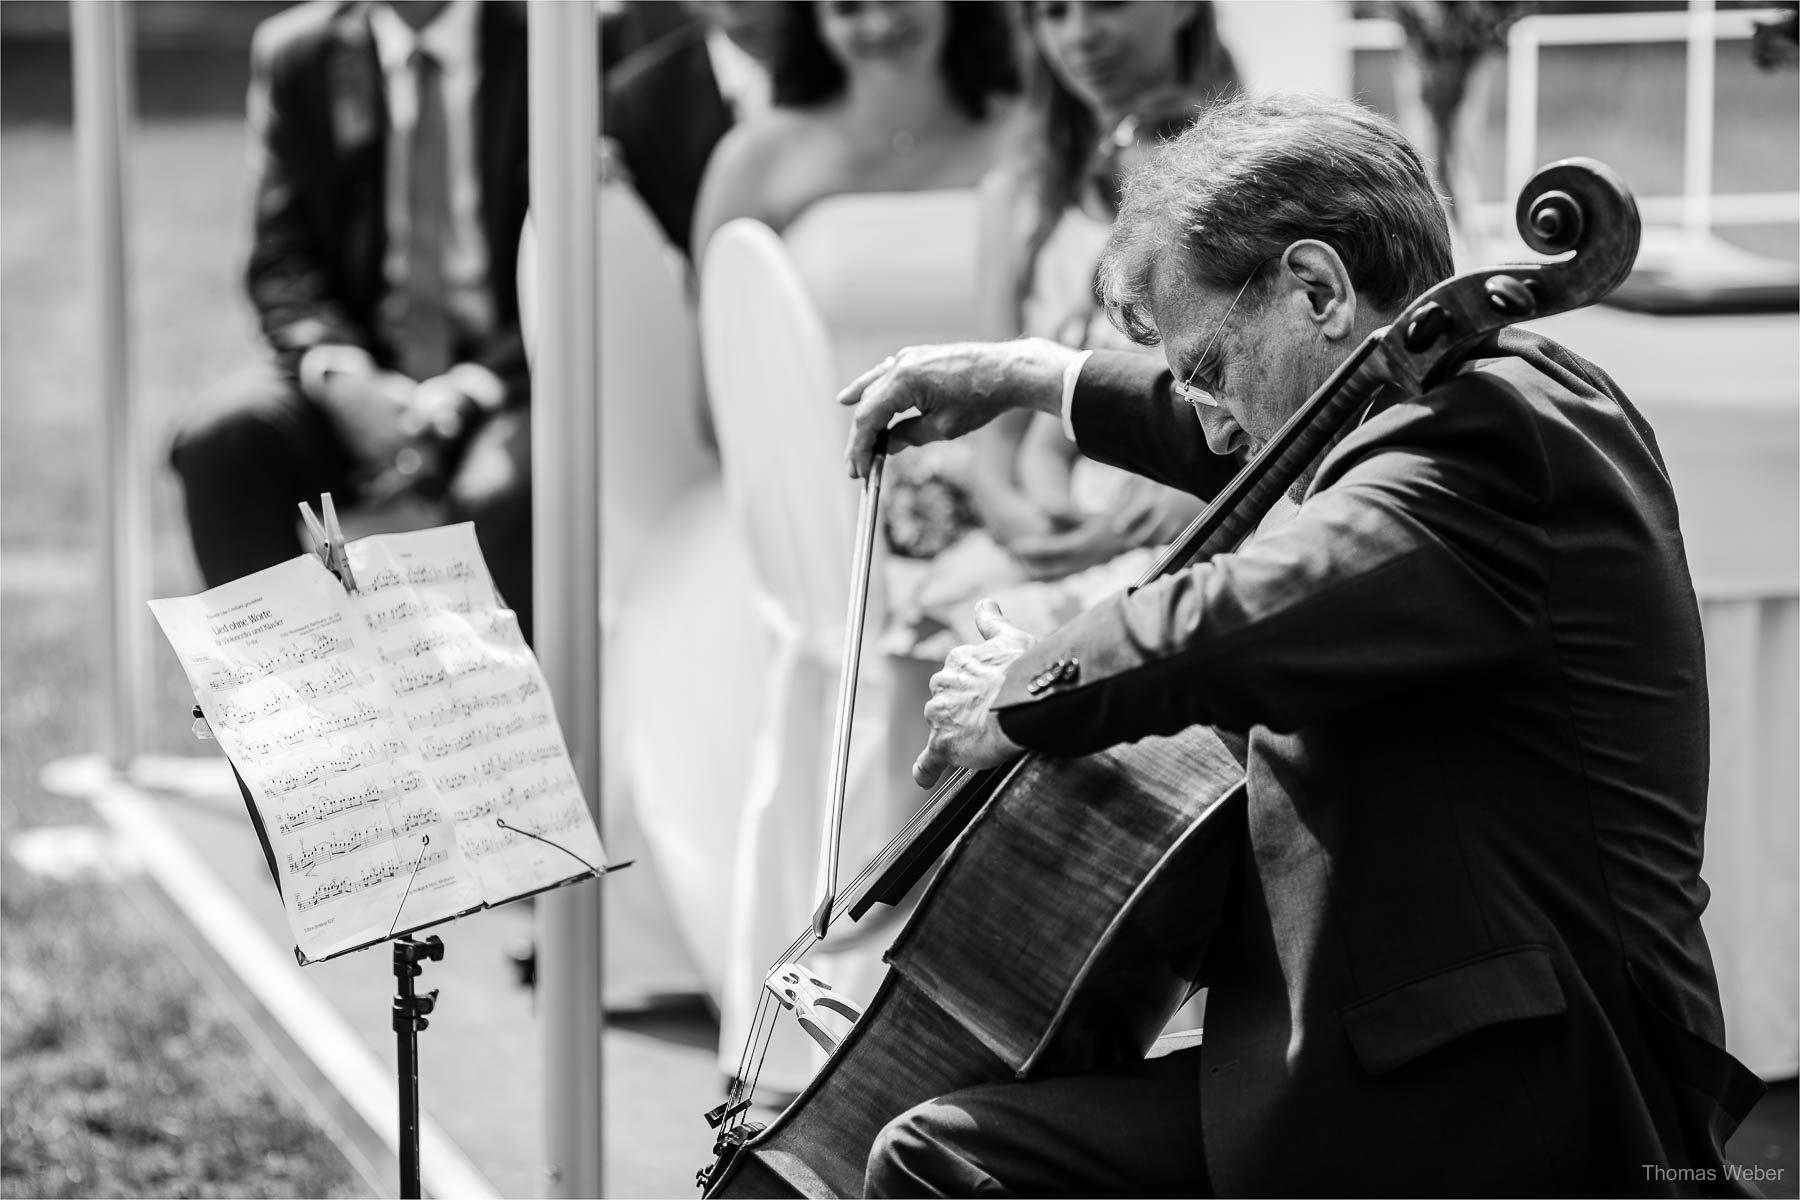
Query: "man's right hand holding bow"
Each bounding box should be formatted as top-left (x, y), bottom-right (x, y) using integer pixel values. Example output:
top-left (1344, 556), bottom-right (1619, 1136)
top-left (838, 338), bottom-right (1083, 480)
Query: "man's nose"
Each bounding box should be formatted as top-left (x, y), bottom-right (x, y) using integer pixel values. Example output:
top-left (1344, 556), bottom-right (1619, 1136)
top-left (1196, 406), bottom-right (1248, 456)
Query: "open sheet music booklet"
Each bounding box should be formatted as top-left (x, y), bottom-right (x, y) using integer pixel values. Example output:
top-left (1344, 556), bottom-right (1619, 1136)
top-left (150, 523), bottom-right (606, 963)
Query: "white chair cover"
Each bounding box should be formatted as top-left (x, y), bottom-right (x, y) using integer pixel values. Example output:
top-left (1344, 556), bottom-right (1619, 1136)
top-left (781, 189), bottom-right (989, 1038)
top-left (519, 186), bottom-right (737, 1005)
top-left (700, 219), bottom-right (893, 1091)
top-left (612, 479), bottom-right (762, 1004)
top-left (1532, 303), bottom-right (1799, 1079)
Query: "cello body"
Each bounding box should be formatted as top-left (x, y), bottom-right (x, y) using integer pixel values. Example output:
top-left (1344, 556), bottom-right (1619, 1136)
top-left (705, 724), bottom-right (1247, 1197)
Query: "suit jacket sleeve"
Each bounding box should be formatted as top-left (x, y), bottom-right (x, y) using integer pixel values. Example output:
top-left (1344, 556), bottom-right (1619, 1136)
top-left (995, 368), bottom-right (1556, 754)
top-left (467, 1), bottom-right (536, 411)
top-left (243, 20), bottom-right (373, 377)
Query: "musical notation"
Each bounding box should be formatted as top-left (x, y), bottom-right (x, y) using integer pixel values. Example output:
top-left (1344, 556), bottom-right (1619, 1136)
top-left (361, 566), bottom-right (404, 594)
top-left (419, 712), bottom-right (552, 761)
top-left (390, 654), bottom-right (503, 697)
top-left (200, 626), bottom-right (349, 692)
top-left (461, 808), bottom-right (589, 861)
top-left (388, 628), bottom-right (458, 661)
top-left (475, 741), bottom-right (563, 779)
top-left (358, 560), bottom-right (476, 594)
top-left (411, 680), bottom-right (542, 730)
top-left (295, 844), bottom-right (451, 911)
top-left (364, 598), bottom-right (421, 633)
top-left (284, 804), bottom-right (442, 874)
top-left (263, 734), bottom-right (410, 796)
top-left (276, 771), bottom-right (428, 834)
top-left (237, 699), bottom-right (391, 759)
top-left (152, 522), bottom-right (604, 962)
top-left (449, 768), bottom-right (575, 823)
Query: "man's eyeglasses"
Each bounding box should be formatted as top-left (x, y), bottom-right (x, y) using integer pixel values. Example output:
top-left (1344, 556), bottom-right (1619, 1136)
top-left (1171, 259), bottom-right (1273, 414)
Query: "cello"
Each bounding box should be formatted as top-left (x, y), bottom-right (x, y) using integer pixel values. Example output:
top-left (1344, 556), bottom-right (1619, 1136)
top-left (699, 158), bottom-right (1642, 1198)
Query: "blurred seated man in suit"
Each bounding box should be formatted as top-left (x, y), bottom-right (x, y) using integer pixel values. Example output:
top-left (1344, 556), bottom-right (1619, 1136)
top-left (602, 0), bottom-right (788, 261)
top-left (169, 0), bottom-right (536, 639)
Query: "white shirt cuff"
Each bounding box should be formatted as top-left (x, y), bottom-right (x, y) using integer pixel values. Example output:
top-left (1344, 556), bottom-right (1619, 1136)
top-left (1059, 349), bottom-right (1093, 443)
top-left (298, 344), bottom-right (376, 399)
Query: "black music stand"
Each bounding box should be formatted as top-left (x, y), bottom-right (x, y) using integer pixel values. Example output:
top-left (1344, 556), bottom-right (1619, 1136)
top-left (392, 934), bottom-right (443, 1200)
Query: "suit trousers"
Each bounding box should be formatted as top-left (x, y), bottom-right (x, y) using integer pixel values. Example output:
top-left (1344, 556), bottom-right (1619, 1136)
top-left (169, 364), bottom-right (534, 642)
top-left (863, 1045), bottom-right (1211, 1198)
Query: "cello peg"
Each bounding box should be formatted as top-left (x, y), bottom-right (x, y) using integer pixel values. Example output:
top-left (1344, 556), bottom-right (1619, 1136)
top-left (1402, 302), bottom-right (1451, 352)
top-left (1485, 275), bottom-right (1537, 317)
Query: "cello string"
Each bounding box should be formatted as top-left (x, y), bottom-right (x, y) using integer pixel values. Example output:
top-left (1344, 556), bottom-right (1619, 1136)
top-left (731, 932), bottom-right (825, 1121)
top-left (734, 991), bottom-right (779, 1103)
top-left (730, 1003), bottom-right (777, 1122)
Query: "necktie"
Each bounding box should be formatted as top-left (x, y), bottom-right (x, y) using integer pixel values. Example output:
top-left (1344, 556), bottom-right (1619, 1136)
top-left (395, 46), bottom-right (454, 382)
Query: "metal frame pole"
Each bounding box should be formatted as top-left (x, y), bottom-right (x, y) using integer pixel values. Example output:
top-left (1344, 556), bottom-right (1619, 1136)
top-left (72, 0), bottom-right (147, 769)
top-left (527, 4), bottom-right (604, 1197)
top-left (1683, 0), bottom-right (1717, 241)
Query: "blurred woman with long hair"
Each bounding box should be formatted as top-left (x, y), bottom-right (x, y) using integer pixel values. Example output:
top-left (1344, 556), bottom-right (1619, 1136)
top-left (881, 1), bottom-right (1241, 658)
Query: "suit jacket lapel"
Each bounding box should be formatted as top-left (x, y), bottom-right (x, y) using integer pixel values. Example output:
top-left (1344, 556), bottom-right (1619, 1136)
top-left (475, 1), bottom-right (528, 253)
top-left (325, 1), bottom-right (387, 308)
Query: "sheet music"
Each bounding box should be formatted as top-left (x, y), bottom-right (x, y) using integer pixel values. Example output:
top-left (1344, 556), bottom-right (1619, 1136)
top-left (151, 555), bottom-right (481, 961)
top-left (150, 523), bottom-right (604, 963)
top-left (346, 524), bottom-right (603, 900)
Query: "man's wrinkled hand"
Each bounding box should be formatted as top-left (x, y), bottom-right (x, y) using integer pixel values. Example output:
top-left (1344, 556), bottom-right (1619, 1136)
top-left (839, 338), bottom-right (1080, 480)
top-left (913, 599), bottom-right (1034, 789)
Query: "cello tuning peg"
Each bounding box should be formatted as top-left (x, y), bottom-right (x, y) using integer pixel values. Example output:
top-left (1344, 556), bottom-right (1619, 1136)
top-left (1485, 275), bottom-right (1537, 317)
top-left (1402, 302), bottom-right (1451, 352)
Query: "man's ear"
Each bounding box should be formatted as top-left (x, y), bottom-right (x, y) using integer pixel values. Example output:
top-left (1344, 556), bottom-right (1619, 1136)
top-left (1278, 240), bottom-right (1357, 342)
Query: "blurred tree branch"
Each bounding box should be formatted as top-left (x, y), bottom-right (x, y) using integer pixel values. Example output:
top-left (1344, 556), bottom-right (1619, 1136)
top-left (1752, 2), bottom-right (1798, 71)
top-left (1383, 1), bottom-right (1533, 258)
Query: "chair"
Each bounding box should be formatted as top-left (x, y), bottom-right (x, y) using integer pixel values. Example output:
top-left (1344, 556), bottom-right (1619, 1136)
top-left (782, 190), bottom-right (1001, 1009)
top-left (699, 218), bottom-right (895, 1091)
top-left (521, 186), bottom-right (717, 585)
top-left (519, 185), bottom-right (741, 1006)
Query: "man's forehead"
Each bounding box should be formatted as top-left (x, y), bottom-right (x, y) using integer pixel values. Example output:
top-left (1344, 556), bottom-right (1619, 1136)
top-left (1145, 256), bottom-right (1228, 345)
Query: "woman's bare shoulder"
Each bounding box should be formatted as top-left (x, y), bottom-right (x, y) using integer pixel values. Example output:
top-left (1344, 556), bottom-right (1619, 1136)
top-left (706, 110), bottom-right (815, 189)
top-left (693, 110), bottom-right (827, 247)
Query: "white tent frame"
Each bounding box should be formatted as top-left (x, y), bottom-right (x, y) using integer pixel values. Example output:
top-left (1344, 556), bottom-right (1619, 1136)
top-left (72, 1), bottom-right (607, 1193)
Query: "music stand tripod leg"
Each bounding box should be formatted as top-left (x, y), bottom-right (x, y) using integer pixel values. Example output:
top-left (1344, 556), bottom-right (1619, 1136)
top-left (393, 935), bottom-right (443, 1199)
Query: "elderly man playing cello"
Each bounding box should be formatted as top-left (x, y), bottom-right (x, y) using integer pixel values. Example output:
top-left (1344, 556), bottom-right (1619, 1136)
top-left (838, 94), bottom-right (1761, 1198)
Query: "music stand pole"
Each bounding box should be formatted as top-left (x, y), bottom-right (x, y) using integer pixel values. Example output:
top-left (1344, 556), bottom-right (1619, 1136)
top-left (393, 935), bottom-right (443, 1199)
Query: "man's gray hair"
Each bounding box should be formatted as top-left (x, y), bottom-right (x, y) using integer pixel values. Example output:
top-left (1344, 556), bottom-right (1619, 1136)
top-left (1098, 93), bottom-right (1455, 344)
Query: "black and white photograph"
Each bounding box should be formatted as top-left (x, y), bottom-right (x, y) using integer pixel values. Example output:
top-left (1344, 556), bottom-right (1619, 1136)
top-left (1, 1), bottom-right (1796, 1196)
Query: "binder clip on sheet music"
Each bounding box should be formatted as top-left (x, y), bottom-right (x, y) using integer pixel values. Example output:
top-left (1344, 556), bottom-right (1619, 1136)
top-left (151, 493), bottom-right (625, 964)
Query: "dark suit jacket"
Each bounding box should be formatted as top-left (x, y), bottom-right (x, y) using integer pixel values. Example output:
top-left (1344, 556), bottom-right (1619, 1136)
top-left (602, 21), bottom-right (734, 260)
top-left (244, 0), bottom-right (531, 407)
top-left (994, 332), bottom-right (1765, 1196)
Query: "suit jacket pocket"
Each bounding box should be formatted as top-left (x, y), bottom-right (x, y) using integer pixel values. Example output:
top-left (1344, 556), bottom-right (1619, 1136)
top-left (1339, 944), bottom-right (1567, 1077)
